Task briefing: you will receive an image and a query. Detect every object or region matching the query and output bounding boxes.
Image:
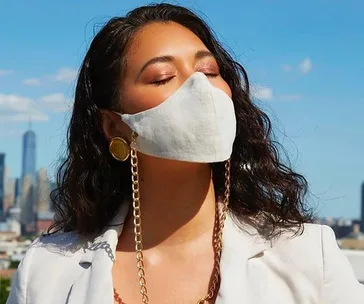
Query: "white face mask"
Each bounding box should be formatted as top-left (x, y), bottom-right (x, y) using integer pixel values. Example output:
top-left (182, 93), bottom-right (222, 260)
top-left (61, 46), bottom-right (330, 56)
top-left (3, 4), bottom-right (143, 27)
top-left (115, 72), bottom-right (236, 163)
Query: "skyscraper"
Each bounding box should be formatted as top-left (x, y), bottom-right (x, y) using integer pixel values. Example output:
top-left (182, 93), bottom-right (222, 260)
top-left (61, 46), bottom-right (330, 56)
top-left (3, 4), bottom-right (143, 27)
top-left (20, 174), bottom-right (36, 234)
top-left (21, 129), bottom-right (36, 182)
top-left (35, 168), bottom-right (50, 213)
top-left (4, 167), bottom-right (15, 213)
top-left (0, 153), bottom-right (5, 218)
top-left (14, 177), bottom-right (21, 207)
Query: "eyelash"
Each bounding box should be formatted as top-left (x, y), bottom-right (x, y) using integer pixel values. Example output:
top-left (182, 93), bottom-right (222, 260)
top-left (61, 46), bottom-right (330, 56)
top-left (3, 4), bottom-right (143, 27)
top-left (152, 77), bottom-right (173, 86)
top-left (151, 73), bottom-right (219, 86)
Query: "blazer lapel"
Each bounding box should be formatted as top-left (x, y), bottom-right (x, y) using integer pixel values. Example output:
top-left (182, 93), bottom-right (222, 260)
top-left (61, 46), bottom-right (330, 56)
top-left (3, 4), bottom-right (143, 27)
top-left (216, 214), bottom-right (272, 303)
top-left (66, 204), bottom-right (129, 304)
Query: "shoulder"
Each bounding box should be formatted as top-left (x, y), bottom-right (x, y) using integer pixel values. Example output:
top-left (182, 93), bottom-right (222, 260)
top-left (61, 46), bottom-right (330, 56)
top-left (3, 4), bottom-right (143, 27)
top-left (6, 231), bottom-right (88, 304)
top-left (27, 231), bottom-right (88, 262)
top-left (270, 223), bottom-right (364, 302)
top-left (227, 216), bottom-right (330, 259)
top-left (269, 223), bottom-right (340, 267)
top-left (26, 231), bottom-right (91, 275)
top-left (19, 230), bottom-right (87, 271)
top-left (274, 223), bottom-right (330, 251)
top-left (257, 223), bottom-right (330, 275)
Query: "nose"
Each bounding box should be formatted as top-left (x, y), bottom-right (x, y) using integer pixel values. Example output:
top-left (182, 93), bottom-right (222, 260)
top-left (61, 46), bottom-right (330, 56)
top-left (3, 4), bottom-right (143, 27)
top-left (178, 71), bottom-right (211, 88)
top-left (177, 64), bottom-right (196, 86)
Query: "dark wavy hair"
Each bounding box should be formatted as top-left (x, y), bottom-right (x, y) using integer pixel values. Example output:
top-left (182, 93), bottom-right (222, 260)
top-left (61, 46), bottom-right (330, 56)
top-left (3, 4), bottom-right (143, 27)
top-left (50, 3), bottom-right (313, 238)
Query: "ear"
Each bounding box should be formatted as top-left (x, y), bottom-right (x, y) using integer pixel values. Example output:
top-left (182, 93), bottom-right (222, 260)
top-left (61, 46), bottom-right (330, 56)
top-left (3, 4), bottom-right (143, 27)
top-left (99, 109), bottom-right (127, 141)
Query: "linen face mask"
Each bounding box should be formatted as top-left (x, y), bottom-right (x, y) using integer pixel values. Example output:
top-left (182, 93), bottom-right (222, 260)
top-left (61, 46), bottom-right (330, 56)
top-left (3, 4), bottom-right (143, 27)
top-left (115, 72), bottom-right (236, 163)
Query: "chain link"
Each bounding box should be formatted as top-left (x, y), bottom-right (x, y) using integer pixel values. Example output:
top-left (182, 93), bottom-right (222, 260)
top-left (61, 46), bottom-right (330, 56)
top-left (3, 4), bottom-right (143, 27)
top-left (130, 132), bottom-right (149, 304)
top-left (114, 288), bottom-right (124, 304)
top-left (198, 159), bottom-right (231, 303)
top-left (129, 132), bottom-right (231, 304)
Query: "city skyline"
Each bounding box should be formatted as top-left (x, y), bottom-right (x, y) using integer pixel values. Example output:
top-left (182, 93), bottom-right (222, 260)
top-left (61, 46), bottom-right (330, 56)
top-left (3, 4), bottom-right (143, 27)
top-left (0, 125), bottom-right (55, 235)
top-left (2, 127), bottom-right (364, 223)
top-left (1, 125), bottom-right (364, 222)
top-left (0, 0), bottom-right (364, 219)
top-left (2, 125), bottom-right (59, 183)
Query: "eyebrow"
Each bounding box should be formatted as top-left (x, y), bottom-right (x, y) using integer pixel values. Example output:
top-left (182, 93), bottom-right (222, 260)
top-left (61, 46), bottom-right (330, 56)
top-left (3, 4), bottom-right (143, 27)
top-left (138, 50), bottom-right (215, 76)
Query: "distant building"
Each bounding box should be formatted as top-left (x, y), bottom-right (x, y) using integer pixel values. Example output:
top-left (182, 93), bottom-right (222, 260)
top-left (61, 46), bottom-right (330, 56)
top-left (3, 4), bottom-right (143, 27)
top-left (36, 210), bottom-right (54, 234)
top-left (21, 129), bottom-right (36, 183)
top-left (49, 181), bottom-right (57, 211)
top-left (329, 221), bottom-right (357, 240)
top-left (338, 224), bottom-right (364, 250)
top-left (4, 167), bottom-right (15, 214)
top-left (35, 168), bottom-right (51, 213)
top-left (0, 153), bottom-right (5, 219)
top-left (19, 174), bottom-right (36, 234)
top-left (6, 207), bottom-right (21, 235)
top-left (19, 126), bottom-right (37, 235)
top-left (361, 181), bottom-right (364, 231)
top-left (48, 157), bottom-right (67, 212)
top-left (14, 178), bottom-right (21, 207)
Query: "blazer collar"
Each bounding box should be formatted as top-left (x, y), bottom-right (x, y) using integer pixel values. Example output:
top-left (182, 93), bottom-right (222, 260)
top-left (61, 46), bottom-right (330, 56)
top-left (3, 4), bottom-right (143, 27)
top-left (70, 203), bottom-right (130, 304)
top-left (79, 202), bottom-right (129, 265)
top-left (80, 203), bottom-right (271, 264)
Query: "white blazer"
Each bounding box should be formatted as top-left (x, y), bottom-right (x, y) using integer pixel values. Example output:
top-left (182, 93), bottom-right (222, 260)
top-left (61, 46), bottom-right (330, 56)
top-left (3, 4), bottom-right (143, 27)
top-left (6, 204), bottom-right (364, 304)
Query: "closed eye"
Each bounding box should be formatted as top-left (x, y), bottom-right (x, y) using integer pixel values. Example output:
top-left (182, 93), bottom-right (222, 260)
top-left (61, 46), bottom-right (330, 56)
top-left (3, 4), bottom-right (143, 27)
top-left (204, 72), bottom-right (219, 78)
top-left (151, 76), bottom-right (175, 86)
top-left (151, 72), bottom-right (217, 86)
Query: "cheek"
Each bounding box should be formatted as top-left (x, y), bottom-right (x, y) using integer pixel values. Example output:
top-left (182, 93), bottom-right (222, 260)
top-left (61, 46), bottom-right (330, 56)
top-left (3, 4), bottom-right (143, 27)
top-left (121, 84), bottom-right (174, 115)
top-left (222, 83), bottom-right (232, 98)
top-left (212, 78), bottom-right (232, 98)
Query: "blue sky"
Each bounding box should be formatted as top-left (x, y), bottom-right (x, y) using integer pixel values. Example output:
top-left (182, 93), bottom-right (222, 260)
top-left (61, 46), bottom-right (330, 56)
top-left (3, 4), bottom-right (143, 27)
top-left (0, 0), bottom-right (363, 218)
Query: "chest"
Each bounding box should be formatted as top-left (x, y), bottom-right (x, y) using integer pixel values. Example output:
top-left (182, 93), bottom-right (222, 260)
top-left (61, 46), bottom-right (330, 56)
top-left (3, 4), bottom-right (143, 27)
top-left (112, 250), bottom-right (217, 304)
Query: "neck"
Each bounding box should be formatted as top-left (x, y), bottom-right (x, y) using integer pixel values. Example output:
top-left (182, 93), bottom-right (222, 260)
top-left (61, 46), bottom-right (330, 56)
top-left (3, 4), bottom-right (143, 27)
top-left (120, 153), bottom-right (217, 250)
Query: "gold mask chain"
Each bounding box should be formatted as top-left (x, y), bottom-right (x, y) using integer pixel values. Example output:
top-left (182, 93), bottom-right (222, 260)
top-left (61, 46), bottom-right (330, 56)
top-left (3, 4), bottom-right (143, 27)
top-left (122, 131), bottom-right (231, 304)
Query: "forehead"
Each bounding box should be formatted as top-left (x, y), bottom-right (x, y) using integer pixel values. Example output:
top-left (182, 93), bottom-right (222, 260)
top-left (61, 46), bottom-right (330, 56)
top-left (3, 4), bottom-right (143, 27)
top-left (125, 22), bottom-right (208, 69)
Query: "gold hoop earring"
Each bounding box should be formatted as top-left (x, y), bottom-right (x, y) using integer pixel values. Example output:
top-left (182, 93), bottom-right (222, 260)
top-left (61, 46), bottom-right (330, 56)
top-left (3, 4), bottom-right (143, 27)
top-left (109, 137), bottom-right (130, 161)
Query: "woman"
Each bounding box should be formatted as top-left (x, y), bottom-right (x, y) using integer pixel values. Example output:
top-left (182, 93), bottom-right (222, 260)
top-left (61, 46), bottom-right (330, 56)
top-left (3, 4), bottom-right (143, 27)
top-left (7, 3), bottom-right (364, 304)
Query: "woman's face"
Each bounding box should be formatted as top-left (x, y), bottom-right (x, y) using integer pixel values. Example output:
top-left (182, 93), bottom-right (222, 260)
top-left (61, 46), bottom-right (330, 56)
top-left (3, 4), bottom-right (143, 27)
top-left (121, 21), bottom-right (232, 115)
top-left (102, 21), bottom-right (232, 141)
